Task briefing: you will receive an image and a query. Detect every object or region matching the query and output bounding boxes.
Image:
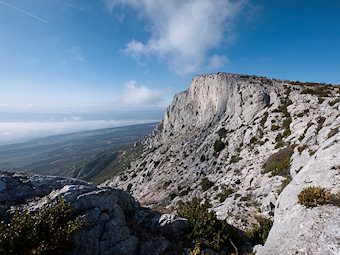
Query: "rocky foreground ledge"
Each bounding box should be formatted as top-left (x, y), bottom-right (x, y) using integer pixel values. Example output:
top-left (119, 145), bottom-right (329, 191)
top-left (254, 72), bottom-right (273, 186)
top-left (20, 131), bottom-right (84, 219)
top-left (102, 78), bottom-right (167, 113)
top-left (0, 170), bottom-right (188, 255)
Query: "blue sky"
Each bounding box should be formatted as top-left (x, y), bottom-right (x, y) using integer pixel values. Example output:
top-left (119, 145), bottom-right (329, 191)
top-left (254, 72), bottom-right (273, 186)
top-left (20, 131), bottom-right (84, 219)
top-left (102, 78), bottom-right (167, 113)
top-left (0, 0), bottom-right (339, 144)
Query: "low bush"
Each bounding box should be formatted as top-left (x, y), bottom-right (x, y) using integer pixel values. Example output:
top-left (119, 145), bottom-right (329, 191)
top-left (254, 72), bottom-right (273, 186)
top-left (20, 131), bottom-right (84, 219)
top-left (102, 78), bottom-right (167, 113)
top-left (260, 112), bottom-right (269, 127)
top-left (275, 133), bottom-right (283, 148)
top-left (177, 198), bottom-right (228, 250)
top-left (200, 178), bottom-right (214, 192)
top-left (213, 140), bottom-right (225, 153)
top-left (0, 197), bottom-right (82, 255)
top-left (298, 186), bottom-right (331, 207)
top-left (297, 145), bottom-right (308, 154)
top-left (217, 128), bottom-right (228, 138)
top-left (282, 117), bottom-right (292, 137)
top-left (200, 155), bottom-right (206, 162)
top-left (246, 216), bottom-right (273, 245)
top-left (127, 183), bottom-right (133, 192)
top-left (217, 188), bottom-right (234, 203)
top-left (328, 98), bottom-right (340, 106)
top-left (327, 128), bottom-right (339, 139)
top-left (230, 155), bottom-right (242, 164)
top-left (249, 136), bottom-right (257, 144)
top-left (262, 147), bottom-right (293, 177)
top-left (271, 125), bottom-right (279, 131)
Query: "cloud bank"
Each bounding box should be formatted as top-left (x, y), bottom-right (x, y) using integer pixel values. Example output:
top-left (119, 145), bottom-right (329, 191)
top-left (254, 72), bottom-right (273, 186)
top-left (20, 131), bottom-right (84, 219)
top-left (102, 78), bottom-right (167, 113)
top-left (0, 119), bottom-right (159, 145)
top-left (105, 0), bottom-right (246, 73)
top-left (123, 80), bottom-right (167, 105)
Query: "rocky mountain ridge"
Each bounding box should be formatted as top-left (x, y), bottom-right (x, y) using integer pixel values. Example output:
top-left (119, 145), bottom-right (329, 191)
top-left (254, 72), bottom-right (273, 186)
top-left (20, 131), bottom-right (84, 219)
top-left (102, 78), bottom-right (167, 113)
top-left (104, 72), bottom-right (340, 254)
top-left (0, 170), bottom-right (188, 255)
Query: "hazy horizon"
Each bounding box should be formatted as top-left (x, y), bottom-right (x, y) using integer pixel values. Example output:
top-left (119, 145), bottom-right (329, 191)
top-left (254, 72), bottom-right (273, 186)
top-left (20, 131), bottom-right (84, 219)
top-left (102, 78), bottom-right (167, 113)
top-left (0, 110), bottom-right (163, 145)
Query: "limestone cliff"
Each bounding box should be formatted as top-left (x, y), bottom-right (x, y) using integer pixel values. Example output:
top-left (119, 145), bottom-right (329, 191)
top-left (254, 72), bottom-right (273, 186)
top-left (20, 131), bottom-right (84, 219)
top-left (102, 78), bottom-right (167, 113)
top-left (105, 73), bottom-right (340, 254)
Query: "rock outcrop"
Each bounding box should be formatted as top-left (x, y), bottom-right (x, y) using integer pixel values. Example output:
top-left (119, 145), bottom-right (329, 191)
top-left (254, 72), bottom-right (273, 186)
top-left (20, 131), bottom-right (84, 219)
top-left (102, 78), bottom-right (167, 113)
top-left (0, 170), bottom-right (188, 255)
top-left (104, 73), bottom-right (340, 253)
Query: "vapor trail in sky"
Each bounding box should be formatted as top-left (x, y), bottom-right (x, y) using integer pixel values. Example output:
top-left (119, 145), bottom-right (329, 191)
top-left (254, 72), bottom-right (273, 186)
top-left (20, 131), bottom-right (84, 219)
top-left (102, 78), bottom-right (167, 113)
top-left (0, 1), bottom-right (48, 24)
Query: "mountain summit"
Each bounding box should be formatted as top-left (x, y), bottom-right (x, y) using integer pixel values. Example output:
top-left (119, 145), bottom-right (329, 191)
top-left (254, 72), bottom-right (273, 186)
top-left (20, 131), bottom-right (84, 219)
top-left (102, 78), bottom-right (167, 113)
top-left (105, 72), bottom-right (340, 254)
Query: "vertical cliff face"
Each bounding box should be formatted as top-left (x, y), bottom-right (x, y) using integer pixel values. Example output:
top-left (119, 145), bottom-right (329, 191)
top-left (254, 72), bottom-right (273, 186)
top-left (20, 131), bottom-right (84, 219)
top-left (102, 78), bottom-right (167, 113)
top-left (153, 73), bottom-right (272, 145)
top-left (105, 72), bottom-right (340, 254)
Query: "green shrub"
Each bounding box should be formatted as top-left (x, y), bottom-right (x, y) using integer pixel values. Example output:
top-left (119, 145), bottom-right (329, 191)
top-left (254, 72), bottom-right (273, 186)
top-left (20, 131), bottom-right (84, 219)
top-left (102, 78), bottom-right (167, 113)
top-left (177, 198), bottom-right (228, 250)
top-left (301, 87), bottom-right (329, 98)
top-left (230, 155), bottom-right (242, 164)
top-left (327, 128), bottom-right (339, 139)
top-left (282, 117), bottom-right (292, 137)
top-left (213, 140), bottom-right (225, 153)
top-left (262, 147), bottom-right (293, 177)
top-left (163, 180), bottom-right (172, 188)
top-left (0, 197), bottom-right (82, 255)
top-left (328, 98), bottom-right (340, 106)
top-left (217, 188), bottom-right (234, 203)
top-left (297, 145), bottom-right (308, 154)
top-left (260, 112), bottom-right (269, 127)
top-left (331, 190), bottom-right (340, 206)
top-left (170, 193), bottom-right (177, 200)
top-left (246, 216), bottom-right (273, 245)
top-left (217, 128), bottom-right (228, 138)
top-left (298, 186), bottom-right (331, 207)
top-left (271, 125), bottom-right (279, 131)
top-left (249, 136), bottom-right (257, 144)
top-left (200, 155), bottom-right (206, 162)
top-left (180, 187), bottom-right (191, 197)
top-left (275, 133), bottom-right (283, 148)
top-left (127, 183), bottom-right (133, 192)
top-left (200, 178), bottom-right (214, 192)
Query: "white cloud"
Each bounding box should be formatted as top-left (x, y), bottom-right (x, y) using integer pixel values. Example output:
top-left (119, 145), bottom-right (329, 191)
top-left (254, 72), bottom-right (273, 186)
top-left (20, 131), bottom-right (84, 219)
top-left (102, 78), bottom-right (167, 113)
top-left (105, 0), bottom-right (246, 73)
top-left (207, 54), bottom-right (229, 70)
top-left (0, 119), bottom-right (159, 145)
top-left (123, 80), bottom-right (167, 105)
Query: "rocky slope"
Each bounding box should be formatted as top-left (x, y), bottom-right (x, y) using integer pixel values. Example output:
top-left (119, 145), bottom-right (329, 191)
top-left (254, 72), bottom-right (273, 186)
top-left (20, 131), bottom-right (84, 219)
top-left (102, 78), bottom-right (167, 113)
top-left (104, 73), bottom-right (340, 254)
top-left (0, 170), bottom-right (188, 255)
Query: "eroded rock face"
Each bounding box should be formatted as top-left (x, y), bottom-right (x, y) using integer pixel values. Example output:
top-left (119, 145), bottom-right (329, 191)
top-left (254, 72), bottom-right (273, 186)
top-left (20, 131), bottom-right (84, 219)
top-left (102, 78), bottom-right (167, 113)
top-left (0, 171), bottom-right (188, 255)
top-left (256, 134), bottom-right (340, 255)
top-left (104, 73), bottom-right (340, 253)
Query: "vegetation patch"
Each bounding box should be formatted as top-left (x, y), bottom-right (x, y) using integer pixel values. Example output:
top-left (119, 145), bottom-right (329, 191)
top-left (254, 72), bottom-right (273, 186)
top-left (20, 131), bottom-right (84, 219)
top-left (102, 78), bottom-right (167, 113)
top-left (200, 178), bottom-right (214, 192)
top-left (298, 186), bottom-right (331, 207)
top-left (327, 128), bottom-right (339, 139)
top-left (213, 140), bottom-right (225, 153)
top-left (249, 136), bottom-right (257, 145)
top-left (279, 177), bottom-right (292, 195)
top-left (0, 197), bottom-right (82, 255)
top-left (328, 98), bottom-right (340, 106)
top-left (316, 116), bottom-right (326, 134)
top-left (217, 128), bottom-right (228, 138)
top-left (271, 125), bottom-right (279, 131)
top-left (275, 133), bottom-right (283, 148)
top-left (180, 187), bottom-right (192, 197)
top-left (260, 112), bottom-right (269, 127)
top-left (177, 198), bottom-right (230, 251)
top-left (200, 155), bottom-right (206, 162)
top-left (262, 147), bottom-right (293, 177)
top-left (297, 145), bottom-right (308, 154)
top-left (282, 117), bottom-right (292, 137)
top-left (216, 188), bottom-right (234, 203)
top-left (246, 216), bottom-right (273, 245)
top-left (230, 155), bottom-right (243, 164)
top-left (127, 183), bottom-right (133, 192)
top-left (163, 180), bottom-right (172, 188)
